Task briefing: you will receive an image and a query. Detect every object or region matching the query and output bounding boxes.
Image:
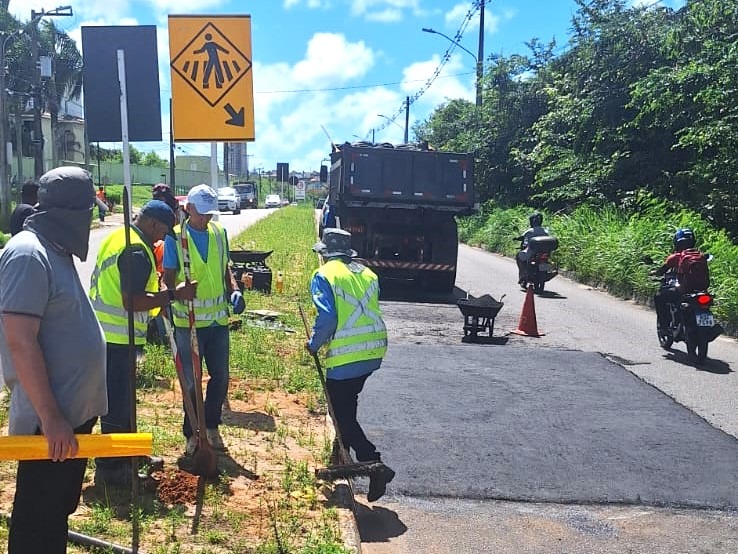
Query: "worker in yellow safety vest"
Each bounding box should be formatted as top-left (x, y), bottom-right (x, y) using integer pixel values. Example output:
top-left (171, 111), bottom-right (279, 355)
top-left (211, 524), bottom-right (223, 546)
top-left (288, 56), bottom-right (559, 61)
top-left (90, 200), bottom-right (196, 488)
top-left (306, 227), bottom-right (395, 502)
top-left (162, 184), bottom-right (244, 457)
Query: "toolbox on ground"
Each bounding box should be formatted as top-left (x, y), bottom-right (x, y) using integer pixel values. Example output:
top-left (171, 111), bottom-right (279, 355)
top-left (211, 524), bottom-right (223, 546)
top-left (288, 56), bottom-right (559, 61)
top-left (230, 250), bottom-right (273, 294)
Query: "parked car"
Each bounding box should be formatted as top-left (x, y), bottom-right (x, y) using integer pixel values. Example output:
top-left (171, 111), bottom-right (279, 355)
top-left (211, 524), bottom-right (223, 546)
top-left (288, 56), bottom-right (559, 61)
top-left (217, 187), bottom-right (241, 214)
top-left (265, 194), bottom-right (282, 209)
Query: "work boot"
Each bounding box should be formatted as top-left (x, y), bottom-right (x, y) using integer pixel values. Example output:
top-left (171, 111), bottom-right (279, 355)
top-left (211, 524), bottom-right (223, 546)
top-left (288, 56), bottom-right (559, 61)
top-left (185, 435), bottom-right (198, 456)
top-left (367, 463), bottom-right (396, 502)
top-left (207, 428), bottom-right (227, 451)
top-left (94, 465), bottom-right (131, 488)
top-left (140, 455), bottom-right (164, 474)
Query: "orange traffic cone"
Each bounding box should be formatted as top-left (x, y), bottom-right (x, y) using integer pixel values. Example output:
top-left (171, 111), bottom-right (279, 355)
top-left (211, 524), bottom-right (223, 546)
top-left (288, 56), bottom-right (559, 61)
top-left (512, 285), bottom-right (544, 337)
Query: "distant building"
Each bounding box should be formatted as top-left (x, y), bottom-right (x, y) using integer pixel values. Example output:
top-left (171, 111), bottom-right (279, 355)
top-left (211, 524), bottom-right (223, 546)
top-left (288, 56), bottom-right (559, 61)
top-left (227, 142), bottom-right (249, 179)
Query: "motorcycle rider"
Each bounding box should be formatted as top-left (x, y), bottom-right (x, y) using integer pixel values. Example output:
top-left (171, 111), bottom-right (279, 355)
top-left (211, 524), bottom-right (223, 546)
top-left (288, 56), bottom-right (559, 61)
top-left (515, 212), bottom-right (549, 285)
top-left (652, 228), bottom-right (708, 332)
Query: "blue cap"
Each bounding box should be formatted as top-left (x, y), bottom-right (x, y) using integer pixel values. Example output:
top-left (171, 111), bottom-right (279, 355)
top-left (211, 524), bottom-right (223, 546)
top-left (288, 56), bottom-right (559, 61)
top-left (139, 199), bottom-right (175, 229)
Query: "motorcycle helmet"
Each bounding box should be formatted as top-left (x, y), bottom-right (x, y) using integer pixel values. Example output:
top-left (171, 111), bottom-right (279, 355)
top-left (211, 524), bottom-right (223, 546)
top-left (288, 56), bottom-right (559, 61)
top-left (673, 228), bottom-right (696, 251)
top-left (529, 212), bottom-right (543, 227)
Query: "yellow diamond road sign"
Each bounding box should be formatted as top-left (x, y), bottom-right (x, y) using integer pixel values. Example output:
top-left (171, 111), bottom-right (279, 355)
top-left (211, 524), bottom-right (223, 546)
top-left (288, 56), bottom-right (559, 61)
top-left (169, 15), bottom-right (255, 141)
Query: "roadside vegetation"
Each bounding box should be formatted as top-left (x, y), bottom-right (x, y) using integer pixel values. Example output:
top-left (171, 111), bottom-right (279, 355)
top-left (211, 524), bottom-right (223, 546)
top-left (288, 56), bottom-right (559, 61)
top-left (0, 205), bottom-right (351, 553)
top-left (458, 196), bottom-right (738, 333)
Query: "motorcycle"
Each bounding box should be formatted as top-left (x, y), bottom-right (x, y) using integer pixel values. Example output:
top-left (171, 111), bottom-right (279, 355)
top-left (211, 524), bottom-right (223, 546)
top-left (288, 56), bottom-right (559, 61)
top-left (515, 235), bottom-right (559, 293)
top-left (654, 269), bottom-right (722, 363)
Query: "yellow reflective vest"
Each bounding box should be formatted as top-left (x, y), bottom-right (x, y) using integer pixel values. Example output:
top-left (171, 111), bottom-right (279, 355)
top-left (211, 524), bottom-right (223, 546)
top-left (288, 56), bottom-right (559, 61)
top-left (90, 226), bottom-right (158, 345)
top-left (314, 259), bottom-right (388, 369)
top-left (171, 221), bottom-right (230, 328)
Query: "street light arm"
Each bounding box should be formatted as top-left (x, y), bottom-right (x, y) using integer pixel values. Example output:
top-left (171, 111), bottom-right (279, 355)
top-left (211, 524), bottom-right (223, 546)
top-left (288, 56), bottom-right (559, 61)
top-left (421, 27), bottom-right (477, 63)
top-left (376, 114), bottom-right (404, 132)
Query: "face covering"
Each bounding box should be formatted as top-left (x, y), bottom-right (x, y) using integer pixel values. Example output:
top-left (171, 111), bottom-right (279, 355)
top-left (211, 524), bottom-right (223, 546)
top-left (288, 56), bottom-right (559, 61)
top-left (24, 207), bottom-right (94, 261)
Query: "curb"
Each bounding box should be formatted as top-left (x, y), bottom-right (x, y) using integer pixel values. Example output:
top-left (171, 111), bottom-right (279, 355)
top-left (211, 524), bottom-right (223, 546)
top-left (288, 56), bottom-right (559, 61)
top-left (333, 483), bottom-right (362, 553)
top-left (322, 414), bottom-right (362, 553)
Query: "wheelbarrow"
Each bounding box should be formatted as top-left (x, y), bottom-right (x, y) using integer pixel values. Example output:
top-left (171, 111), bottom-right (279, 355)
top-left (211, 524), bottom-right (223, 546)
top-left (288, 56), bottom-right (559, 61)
top-left (457, 294), bottom-right (505, 344)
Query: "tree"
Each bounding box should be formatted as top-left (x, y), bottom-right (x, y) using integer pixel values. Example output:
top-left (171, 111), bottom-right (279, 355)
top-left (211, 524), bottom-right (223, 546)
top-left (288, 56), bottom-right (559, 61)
top-left (37, 20), bottom-right (83, 167)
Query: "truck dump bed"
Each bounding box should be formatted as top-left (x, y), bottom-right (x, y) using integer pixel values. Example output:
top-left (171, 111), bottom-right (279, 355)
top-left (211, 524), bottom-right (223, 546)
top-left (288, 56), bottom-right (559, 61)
top-left (329, 143), bottom-right (475, 214)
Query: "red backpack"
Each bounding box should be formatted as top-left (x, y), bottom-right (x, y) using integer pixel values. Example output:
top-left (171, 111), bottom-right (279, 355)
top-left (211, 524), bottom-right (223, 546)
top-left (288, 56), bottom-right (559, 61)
top-left (677, 249), bottom-right (710, 292)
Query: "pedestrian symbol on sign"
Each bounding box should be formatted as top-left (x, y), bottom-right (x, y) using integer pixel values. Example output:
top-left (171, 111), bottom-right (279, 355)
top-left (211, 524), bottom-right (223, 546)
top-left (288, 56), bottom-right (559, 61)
top-left (171, 22), bottom-right (252, 107)
top-left (193, 33), bottom-right (228, 89)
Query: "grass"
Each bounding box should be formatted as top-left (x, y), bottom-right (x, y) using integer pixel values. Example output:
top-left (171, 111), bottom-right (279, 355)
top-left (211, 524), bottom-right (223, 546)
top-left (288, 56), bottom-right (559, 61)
top-left (0, 205), bottom-right (351, 553)
top-left (458, 196), bottom-right (738, 332)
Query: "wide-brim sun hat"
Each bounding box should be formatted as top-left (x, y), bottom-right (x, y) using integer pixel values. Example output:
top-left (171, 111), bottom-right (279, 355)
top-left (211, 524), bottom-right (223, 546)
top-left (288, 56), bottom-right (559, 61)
top-left (312, 227), bottom-right (358, 258)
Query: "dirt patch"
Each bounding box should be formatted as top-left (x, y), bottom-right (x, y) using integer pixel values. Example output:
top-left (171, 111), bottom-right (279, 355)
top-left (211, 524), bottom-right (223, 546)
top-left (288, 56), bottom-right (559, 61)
top-left (0, 381), bottom-right (334, 552)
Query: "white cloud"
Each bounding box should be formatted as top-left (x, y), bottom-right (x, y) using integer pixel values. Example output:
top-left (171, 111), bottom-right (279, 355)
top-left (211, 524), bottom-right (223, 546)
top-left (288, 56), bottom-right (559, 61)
top-left (444, 2), bottom-right (503, 35)
top-left (350, 0), bottom-right (422, 20)
top-left (365, 8), bottom-right (403, 23)
top-left (283, 0), bottom-right (332, 8)
top-left (293, 33), bottom-right (374, 84)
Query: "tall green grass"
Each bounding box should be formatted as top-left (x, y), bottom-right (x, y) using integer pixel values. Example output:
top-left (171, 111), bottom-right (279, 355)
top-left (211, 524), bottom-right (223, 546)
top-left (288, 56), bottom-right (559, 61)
top-left (458, 197), bottom-right (738, 331)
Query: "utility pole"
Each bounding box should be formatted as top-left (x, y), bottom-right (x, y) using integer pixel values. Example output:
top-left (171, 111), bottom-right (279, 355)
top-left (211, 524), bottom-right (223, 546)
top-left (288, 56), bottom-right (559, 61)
top-left (30, 5), bottom-right (73, 178)
top-left (223, 142), bottom-right (229, 185)
top-left (0, 30), bottom-right (24, 231)
top-left (476, 0), bottom-right (485, 109)
top-left (404, 96), bottom-right (410, 143)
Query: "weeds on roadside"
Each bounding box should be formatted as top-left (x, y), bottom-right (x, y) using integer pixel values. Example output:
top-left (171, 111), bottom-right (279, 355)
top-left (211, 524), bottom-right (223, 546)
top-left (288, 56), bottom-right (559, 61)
top-left (459, 197), bottom-right (738, 330)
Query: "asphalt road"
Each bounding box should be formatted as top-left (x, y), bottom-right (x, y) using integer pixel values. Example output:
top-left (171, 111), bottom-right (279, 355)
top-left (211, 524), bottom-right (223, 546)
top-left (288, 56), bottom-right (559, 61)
top-left (356, 244), bottom-right (738, 554)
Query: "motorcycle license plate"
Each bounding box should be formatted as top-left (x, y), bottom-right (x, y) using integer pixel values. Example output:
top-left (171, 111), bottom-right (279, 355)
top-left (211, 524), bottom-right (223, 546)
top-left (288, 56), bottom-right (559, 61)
top-left (538, 263), bottom-right (550, 271)
top-left (695, 312), bottom-right (715, 327)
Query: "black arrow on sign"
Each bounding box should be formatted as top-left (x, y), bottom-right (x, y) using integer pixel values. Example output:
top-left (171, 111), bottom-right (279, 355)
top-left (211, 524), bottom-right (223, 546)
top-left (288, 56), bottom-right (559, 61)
top-left (224, 103), bottom-right (245, 127)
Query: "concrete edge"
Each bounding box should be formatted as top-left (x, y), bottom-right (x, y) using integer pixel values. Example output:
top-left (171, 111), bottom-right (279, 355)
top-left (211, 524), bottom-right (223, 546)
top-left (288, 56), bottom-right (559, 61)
top-left (323, 413), bottom-right (362, 553)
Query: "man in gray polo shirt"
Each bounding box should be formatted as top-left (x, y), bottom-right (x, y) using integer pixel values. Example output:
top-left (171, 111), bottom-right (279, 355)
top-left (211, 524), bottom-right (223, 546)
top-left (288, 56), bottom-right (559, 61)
top-left (0, 166), bottom-right (107, 554)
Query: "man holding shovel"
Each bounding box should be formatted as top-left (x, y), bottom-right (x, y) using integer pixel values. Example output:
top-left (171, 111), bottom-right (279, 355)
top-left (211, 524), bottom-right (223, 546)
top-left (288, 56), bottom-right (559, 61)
top-left (0, 167), bottom-right (107, 553)
top-left (89, 200), bottom-right (196, 487)
top-left (307, 228), bottom-right (395, 502)
top-left (163, 184), bottom-right (244, 456)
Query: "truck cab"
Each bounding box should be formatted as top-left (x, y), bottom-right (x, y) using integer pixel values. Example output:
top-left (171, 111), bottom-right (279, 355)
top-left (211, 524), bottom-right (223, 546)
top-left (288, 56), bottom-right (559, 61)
top-left (233, 182), bottom-right (258, 209)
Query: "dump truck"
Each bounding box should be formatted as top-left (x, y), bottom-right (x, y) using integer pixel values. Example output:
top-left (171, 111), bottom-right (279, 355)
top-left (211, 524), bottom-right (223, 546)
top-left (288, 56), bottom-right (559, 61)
top-left (322, 141), bottom-right (476, 292)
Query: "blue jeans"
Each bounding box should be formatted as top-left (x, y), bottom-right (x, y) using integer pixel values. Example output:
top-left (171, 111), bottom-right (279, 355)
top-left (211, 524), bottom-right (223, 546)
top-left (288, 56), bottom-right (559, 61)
top-left (175, 324), bottom-right (230, 437)
top-left (97, 344), bottom-right (141, 471)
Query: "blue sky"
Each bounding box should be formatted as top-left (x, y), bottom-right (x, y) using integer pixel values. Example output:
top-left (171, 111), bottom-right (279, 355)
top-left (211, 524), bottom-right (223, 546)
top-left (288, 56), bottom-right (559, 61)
top-left (10, 0), bottom-right (685, 174)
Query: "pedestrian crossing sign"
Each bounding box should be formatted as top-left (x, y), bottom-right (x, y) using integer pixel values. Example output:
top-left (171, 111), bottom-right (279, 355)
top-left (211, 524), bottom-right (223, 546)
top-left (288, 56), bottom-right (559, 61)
top-left (169, 15), bottom-right (255, 141)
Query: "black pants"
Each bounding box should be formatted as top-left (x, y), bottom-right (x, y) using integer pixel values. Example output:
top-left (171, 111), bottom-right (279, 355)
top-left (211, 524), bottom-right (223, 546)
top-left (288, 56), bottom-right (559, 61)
top-left (326, 374), bottom-right (378, 462)
top-left (654, 286), bottom-right (679, 328)
top-left (9, 417), bottom-right (97, 554)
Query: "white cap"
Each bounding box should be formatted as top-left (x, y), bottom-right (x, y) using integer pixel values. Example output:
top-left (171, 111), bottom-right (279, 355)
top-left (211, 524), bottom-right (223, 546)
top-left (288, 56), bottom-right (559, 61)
top-left (187, 184), bottom-right (219, 215)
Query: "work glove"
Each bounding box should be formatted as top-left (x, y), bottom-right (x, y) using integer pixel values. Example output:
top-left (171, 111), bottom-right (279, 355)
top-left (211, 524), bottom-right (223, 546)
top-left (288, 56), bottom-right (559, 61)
top-left (230, 290), bottom-right (246, 315)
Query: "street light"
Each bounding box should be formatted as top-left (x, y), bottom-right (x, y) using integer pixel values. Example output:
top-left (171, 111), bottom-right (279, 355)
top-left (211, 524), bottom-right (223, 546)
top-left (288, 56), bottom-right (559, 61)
top-left (376, 113), bottom-right (408, 144)
top-left (0, 29), bottom-right (27, 231)
top-left (377, 114), bottom-right (404, 133)
top-left (422, 26), bottom-right (482, 108)
top-left (352, 131), bottom-right (374, 143)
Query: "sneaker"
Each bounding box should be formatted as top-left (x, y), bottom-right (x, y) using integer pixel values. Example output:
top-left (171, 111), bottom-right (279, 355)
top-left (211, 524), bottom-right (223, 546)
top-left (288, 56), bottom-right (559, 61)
top-left (207, 428), bottom-right (227, 451)
top-left (367, 464), bottom-right (396, 502)
top-left (185, 435), bottom-right (198, 456)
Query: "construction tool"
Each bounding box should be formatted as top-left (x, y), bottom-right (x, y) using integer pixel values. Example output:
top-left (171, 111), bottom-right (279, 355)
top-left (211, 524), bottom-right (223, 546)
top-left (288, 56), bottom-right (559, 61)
top-left (0, 433), bottom-right (152, 461)
top-left (298, 305), bottom-right (387, 483)
top-left (161, 303), bottom-right (216, 476)
top-left (178, 211), bottom-right (218, 478)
